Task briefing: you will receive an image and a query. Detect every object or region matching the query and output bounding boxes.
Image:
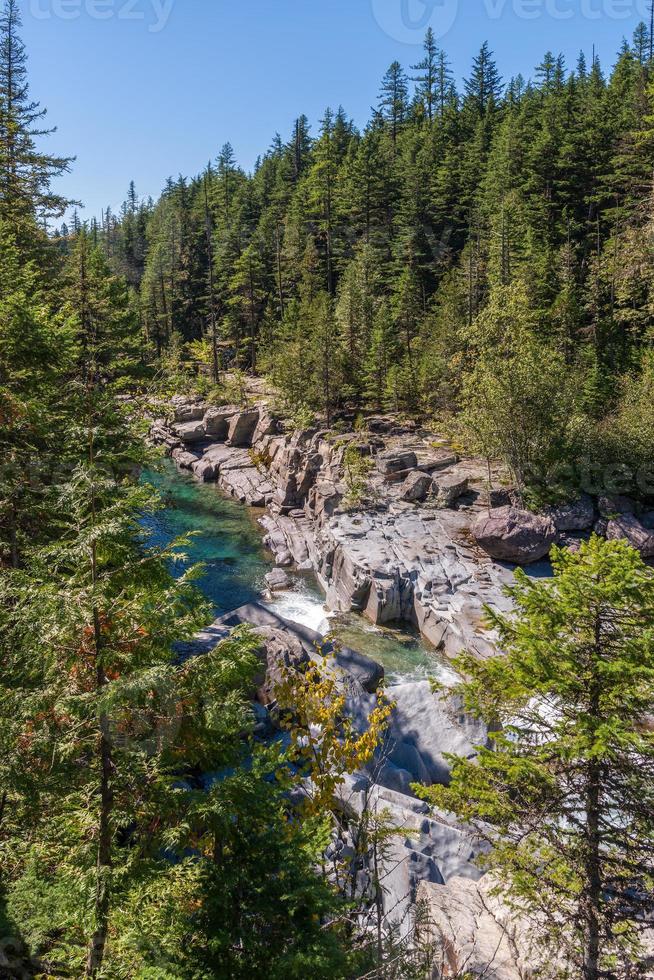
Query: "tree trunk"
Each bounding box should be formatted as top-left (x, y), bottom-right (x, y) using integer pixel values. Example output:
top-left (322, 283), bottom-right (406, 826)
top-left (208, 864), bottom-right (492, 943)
top-left (583, 639), bottom-right (603, 980)
top-left (583, 758), bottom-right (602, 980)
top-left (86, 700), bottom-right (114, 978)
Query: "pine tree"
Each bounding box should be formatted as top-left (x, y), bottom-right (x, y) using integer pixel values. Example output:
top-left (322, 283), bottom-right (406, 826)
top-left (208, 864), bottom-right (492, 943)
top-left (377, 61), bottom-right (409, 146)
top-left (228, 237), bottom-right (267, 370)
top-left (0, 0), bottom-right (72, 228)
top-left (463, 41), bottom-right (503, 120)
top-left (460, 281), bottom-right (573, 494)
top-left (421, 537), bottom-right (654, 978)
top-left (411, 28), bottom-right (439, 123)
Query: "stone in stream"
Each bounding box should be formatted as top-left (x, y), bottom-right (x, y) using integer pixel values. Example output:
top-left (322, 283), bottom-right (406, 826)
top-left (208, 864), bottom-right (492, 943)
top-left (472, 506), bottom-right (557, 564)
top-left (265, 568), bottom-right (291, 591)
top-left (171, 446), bottom-right (202, 470)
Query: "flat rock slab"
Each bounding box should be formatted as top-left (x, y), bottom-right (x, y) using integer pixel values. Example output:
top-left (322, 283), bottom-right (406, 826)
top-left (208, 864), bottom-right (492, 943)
top-left (316, 507), bottom-right (515, 659)
top-left (377, 450), bottom-right (418, 475)
top-left (418, 876), bottom-right (553, 978)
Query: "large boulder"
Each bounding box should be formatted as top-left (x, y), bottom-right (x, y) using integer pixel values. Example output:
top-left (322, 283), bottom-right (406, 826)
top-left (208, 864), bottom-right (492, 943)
top-left (401, 470), bottom-right (433, 503)
top-left (606, 513), bottom-right (654, 559)
top-left (547, 493), bottom-right (595, 532)
top-left (173, 419), bottom-right (206, 444)
top-left (329, 644), bottom-right (384, 694)
top-left (598, 494), bottom-right (636, 518)
top-left (265, 568), bottom-right (291, 592)
top-left (203, 404), bottom-right (238, 439)
top-left (227, 409), bottom-right (260, 447)
top-left (377, 449), bottom-right (418, 476)
top-left (432, 472), bottom-right (469, 508)
top-left (472, 507), bottom-right (557, 564)
top-left (252, 625), bottom-right (310, 705)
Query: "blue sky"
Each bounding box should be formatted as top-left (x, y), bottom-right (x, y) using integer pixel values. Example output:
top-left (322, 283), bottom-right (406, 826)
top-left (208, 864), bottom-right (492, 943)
top-left (21, 0), bottom-right (652, 222)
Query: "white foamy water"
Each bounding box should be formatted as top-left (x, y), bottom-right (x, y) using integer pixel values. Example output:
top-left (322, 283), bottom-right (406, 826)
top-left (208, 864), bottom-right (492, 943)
top-left (265, 586), bottom-right (331, 635)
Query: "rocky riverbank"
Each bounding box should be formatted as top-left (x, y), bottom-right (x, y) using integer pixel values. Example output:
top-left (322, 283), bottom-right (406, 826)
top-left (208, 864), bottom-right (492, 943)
top-left (148, 394), bottom-right (654, 971)
top-left (150, 396), bottom-right (518, 659)
top-left (150, 393), bottom-right (654, 659)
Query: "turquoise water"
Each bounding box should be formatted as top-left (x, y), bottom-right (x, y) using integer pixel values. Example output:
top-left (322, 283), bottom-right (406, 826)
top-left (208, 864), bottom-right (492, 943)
top-left (142, 460), bottom-right (457, 684)
top-left (142, 461), bottom-right (271, 615)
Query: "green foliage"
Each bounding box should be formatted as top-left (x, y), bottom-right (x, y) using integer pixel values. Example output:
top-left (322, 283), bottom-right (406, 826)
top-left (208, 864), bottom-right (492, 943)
top-left (109, 752), bottom-right (356, 980)
top-left (459, 281), bottom-right (576, 497)
top-left (342, 443), bottom-right (374, 509)
top-left (102, 28), bottom-right (654, 497)
top-left (418, 537), bottom-right (654, 976)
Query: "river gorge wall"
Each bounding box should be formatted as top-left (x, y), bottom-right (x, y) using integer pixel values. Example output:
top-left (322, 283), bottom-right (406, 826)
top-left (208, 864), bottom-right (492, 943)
top-left (150, 392), bottom-right (654, 666)
top-left (150, 394), bottom-right (524, 661)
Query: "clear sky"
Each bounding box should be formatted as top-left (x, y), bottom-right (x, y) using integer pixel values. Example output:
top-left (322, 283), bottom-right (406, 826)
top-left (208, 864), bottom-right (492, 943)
top-left (20, 0), bottom-right (652, 222)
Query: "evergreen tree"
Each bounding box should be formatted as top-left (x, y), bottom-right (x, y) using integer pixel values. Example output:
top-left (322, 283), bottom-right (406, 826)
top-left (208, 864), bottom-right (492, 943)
top-left (377, 61), bottom-right (409, 146)
top-left (0, 0), bottom-right (72, 228)
top-left (463, 41), bottom-right (503, 120)
top-left (421, 537), bottom-right (654, 979)
top-left (411, 28), bottom-right (439, 123)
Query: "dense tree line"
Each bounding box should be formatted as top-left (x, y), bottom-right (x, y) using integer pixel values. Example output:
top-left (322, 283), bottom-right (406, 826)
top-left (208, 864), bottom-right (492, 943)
top-left (80, 25), bottom-right (654, 499)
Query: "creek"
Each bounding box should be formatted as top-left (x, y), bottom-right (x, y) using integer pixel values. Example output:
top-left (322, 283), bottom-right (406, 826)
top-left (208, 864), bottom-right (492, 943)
top-left (142, 459), bottom-right (458, 685)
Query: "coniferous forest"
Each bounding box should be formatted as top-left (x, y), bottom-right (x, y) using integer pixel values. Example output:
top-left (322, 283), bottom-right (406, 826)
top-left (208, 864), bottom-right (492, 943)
top-left (2, 0), bottom-right (654, 977)
top-left (88, 24), bottom-right (654, 499)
